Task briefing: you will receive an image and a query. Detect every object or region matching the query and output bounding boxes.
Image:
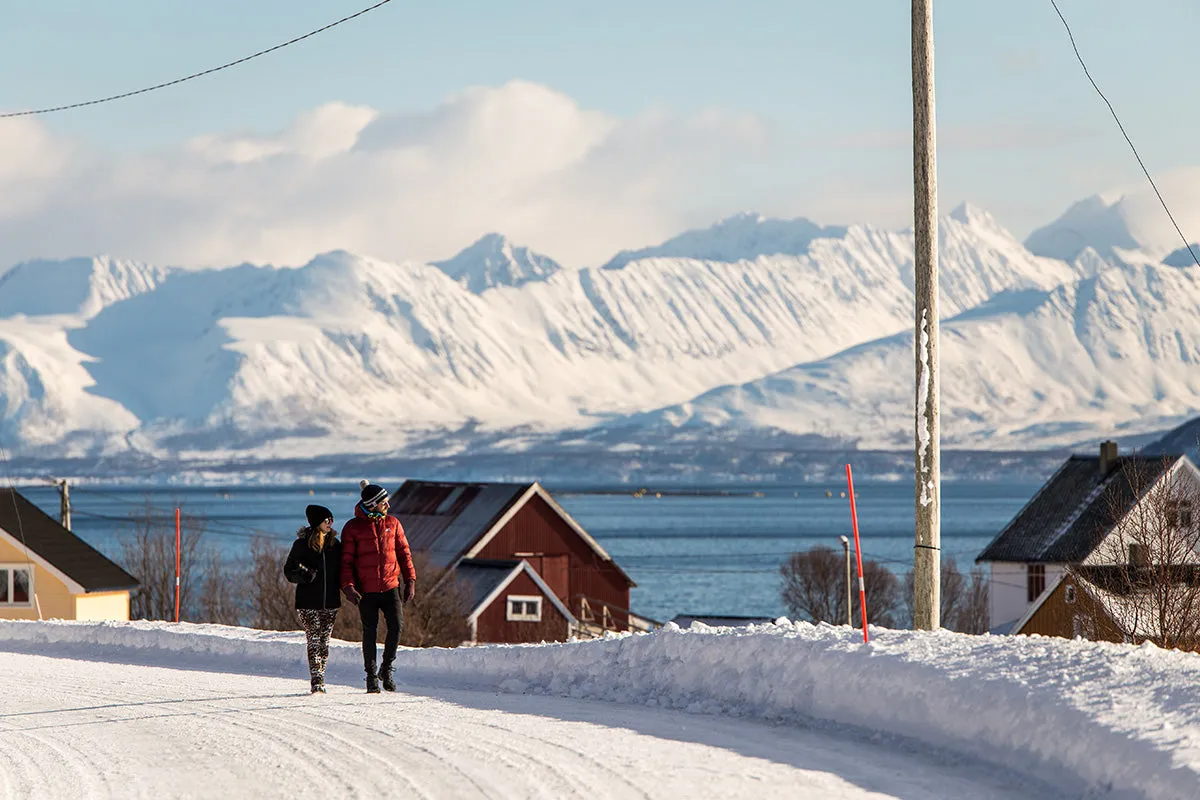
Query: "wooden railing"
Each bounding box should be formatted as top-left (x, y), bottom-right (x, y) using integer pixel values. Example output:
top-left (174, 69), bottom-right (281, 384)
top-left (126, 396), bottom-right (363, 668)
top-left (572, 595), bottom-right (662, 638)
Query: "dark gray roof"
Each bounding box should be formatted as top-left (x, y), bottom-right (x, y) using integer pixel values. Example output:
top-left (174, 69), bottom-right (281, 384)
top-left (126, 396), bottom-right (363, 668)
top-left (671, 614), bottom-right (774, 628)
top-left (0, 488), bottom-right (139, 592)
top-left (391, 481), bottom-right (531, 569)
top-left (454, 558), bottom-right (523, 613)
top-left (976, 455), bottom-right (1181, 564)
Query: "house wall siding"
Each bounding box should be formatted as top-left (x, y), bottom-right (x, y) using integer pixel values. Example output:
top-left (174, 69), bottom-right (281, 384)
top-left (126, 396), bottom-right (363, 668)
top-left (988, 561), bottom-right (1066, 631)
top-left (1018, 577), bottom-right (1126, 643)
top-left (1082, 460), bottom-right (1200, 567)
top-left (477, 495), bottom-right (630, 620)
top-left (473, 570), bottom-right (570, 644)
top-left (0, 536), bottom-right (75, 620)
top-left (989, 562), bottom-right (1027, 630)
top-left (74, 591), bottom-right (131, 621)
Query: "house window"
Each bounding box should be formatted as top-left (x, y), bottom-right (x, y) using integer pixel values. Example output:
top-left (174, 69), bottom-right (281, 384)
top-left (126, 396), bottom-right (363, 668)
top-left (1065, 584), bottom-right (1076, 604)
top-left (1165, 500), bottom-right (1194, 529)
top-left (506, 595), bottom-right (542, 622)
top-left (1128, 544), bottom-right (1149, 568)
top-left (0, 565), bottom-right (33, 606)
top-left (1026, 564), bottom-right (1046, 603)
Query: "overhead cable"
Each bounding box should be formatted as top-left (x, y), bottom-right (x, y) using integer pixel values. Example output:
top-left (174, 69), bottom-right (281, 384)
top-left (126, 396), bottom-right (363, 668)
top-left (1049, 0), bottom-right (1200, 268)
top-left (0, 0), bottom-right (394, 118)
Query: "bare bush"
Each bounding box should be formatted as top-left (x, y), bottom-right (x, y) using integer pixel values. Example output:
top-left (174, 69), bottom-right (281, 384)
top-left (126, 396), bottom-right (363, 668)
top-left (780, 545), bottom-right (846, 624)
top-left (958, 565), bottom-right (990, 634)
top-left (903, 557), bottom-right (989, 633)
top-left (247, 536), bottom-right (298, 631)
top-left (119, 502), bottom-right (205, 621)
top-left (199, 548), bottom-right (244, 626)
top-left (1069, 457), bottom-right (1200, 650)
top-left (331, 603), bottom-right (362, 643)
top-left (401, 551), bottom-right (471, 647)
top-left (860, 560), bottom-right (903, 628)
top-left (781, 546), bottom-right (903, 628)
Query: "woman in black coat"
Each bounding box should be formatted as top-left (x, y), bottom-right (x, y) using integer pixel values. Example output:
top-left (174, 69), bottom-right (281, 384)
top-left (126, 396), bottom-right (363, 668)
top-left (284, 504), bottom-right (342, 693)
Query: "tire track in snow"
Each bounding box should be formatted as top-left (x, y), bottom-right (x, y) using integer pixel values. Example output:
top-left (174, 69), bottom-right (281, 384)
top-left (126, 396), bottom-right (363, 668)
top-left (299, 699), bottom-right (535, 799)
top-left (0, 651), bottom-right (1067, 800)
top-left (0, 671), bottom-right (129, 799)
top-left (451, 714), bottom-right (652, 799)
top-left (234, 701), bottom-right (438, 799)
top-left (300, 693), bottom-right (648, 799)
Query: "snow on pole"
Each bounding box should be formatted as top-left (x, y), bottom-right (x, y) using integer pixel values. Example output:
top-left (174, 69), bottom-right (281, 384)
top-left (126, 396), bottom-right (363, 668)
top-left (174, 508), bottom-right (181, 624)
top-left (845, 464), bottom-right (869, 643)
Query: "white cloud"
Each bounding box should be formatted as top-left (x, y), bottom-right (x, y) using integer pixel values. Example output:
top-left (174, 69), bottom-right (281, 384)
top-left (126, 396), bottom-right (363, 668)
top-left (187, 102), bottom-right (380, 164)
top-left (0, 81), bottom-right (774, 269)
top-left (1105, 167), bottom-right (1200, 257)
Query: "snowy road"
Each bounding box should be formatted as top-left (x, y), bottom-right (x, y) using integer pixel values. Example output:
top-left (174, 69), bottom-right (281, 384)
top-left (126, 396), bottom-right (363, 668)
top-left (0, 651), bottom-right (1056, 800)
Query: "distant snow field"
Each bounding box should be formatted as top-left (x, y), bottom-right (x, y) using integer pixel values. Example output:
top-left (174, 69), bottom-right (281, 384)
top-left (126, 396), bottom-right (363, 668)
top-left (1, 619), bottom-right (1197, 799)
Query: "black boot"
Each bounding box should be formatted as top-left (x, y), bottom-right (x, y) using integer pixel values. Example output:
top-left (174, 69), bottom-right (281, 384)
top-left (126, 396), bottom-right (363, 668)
top-left (365, 664), bottom-right (380, 694)
top-left (380, 661), bottom-right (396, 692)
top-left (310, 676), bottom-right (326, 694)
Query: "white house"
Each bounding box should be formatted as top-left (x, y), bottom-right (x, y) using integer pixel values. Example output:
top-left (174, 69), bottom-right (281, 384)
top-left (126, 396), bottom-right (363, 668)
top-left (976, 441), bottom-right (1200, 633)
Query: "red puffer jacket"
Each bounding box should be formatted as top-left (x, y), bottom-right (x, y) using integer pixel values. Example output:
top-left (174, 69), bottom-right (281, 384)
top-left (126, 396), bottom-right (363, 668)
top-left (340, 505), bottom-right (416, 594)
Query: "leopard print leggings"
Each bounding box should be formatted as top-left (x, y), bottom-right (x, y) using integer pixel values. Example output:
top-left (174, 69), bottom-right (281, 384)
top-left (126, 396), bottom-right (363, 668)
top-left (297, 609), bottom-right (338, 679)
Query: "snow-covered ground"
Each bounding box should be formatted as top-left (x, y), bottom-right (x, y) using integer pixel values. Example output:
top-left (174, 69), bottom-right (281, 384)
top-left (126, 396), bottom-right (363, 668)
top-left (1, 620), bottom-right (1197, 799)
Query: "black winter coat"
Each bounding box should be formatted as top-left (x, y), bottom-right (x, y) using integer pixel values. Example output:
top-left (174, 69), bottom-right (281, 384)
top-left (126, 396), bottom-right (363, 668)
top-left (284, 530), bottom-right (343, 610)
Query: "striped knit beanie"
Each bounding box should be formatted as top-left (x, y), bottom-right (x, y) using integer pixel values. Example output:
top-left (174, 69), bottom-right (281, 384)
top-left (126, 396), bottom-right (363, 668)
top-left (359, 479), bottom-right (389, 511)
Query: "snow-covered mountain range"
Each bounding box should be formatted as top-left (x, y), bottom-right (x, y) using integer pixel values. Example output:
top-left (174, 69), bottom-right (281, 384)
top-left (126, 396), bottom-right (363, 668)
top-left (2, 194), bottom-right (1199, 478)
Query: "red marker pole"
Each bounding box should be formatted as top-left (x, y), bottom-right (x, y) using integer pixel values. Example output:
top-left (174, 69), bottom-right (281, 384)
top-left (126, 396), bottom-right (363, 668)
top-left (174, 506), bottom-right (180, 623)
top-left (845, 464), bottom-right (869, 643)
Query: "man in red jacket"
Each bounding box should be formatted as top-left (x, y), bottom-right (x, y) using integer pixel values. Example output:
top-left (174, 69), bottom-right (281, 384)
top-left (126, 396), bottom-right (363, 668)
top-left (340, 480), bottom-right (416, 693)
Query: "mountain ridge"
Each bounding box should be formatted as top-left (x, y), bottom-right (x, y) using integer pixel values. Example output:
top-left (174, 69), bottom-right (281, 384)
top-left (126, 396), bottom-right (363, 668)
top-left (0, 199), bottom-right (1195, 471)
top-left (432, 233), bottom-right (564, 293)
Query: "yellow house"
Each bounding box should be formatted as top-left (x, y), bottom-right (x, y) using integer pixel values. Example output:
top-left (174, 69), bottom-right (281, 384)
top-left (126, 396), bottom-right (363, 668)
top-left (0, 488), bottom-right (138, 621)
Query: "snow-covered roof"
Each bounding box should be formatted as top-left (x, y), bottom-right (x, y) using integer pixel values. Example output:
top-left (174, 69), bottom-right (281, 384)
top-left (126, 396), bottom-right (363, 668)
top-left (0, 488), bottom-right (138, 593)
top-left (454, 557), bottom-right (576, 625)
top-left (391, 480), bottom-right (531, 569)
top-left (391, 479), bottom-right (634, 586)
top-left (977, 454), bottom-right (1182, 564)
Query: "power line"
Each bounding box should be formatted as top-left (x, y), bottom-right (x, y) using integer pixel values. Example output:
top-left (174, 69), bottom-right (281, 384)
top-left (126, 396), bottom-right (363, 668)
top-left (1048, 0), bottom-right (1200, 269)
top-left (69, 508), bottom-right (275, 541)
top-left (0, 0), bottom-right (395, 119)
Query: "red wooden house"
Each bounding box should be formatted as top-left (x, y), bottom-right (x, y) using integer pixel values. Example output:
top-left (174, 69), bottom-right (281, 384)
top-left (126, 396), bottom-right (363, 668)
top-left (390, 480), bottom-right (646, 644)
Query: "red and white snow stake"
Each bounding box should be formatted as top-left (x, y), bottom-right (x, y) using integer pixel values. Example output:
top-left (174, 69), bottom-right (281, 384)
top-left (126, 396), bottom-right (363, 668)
top-left (845, 464), bottom-right (869, 644)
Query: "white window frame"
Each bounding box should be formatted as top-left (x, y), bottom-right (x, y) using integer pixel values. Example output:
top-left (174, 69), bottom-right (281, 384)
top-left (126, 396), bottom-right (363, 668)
top-left (0, 564), bottom-right (34, 607)
top-left (506, 595), bottom-right (542, 622)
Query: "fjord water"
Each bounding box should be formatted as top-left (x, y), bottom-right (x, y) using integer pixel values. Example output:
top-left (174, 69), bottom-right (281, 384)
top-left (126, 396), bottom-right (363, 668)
top-left (20, 480), bottom-right (1040, 623)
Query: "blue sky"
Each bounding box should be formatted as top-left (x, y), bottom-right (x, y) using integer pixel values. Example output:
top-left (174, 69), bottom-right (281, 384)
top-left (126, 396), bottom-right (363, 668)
top-left (0, 0), bottom-right (1197, 267)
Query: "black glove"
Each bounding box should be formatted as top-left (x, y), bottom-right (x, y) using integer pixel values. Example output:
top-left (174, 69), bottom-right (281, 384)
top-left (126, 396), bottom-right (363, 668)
top-left (301, 565), bottom-right (317, 584)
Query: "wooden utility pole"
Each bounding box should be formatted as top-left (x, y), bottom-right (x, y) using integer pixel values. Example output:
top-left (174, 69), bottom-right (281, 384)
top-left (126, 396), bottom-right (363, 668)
top-left (58, 479), bottom-right (71, 531)
top-left (912, 0), bottom-right (941, 630)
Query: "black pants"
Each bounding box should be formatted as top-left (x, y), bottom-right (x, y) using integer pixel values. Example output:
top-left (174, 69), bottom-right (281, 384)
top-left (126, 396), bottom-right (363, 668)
top-left (359, 587), bottom-right (403, 672)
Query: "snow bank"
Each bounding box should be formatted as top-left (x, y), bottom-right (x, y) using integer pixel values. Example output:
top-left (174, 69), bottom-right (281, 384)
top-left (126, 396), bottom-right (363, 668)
top-left (2, 619), bottom-right (1198, 800)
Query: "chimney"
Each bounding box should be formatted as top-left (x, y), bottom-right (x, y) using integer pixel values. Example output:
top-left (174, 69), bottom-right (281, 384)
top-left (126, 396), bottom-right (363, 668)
top-left (1099, 440), bottom-right (1118, 477)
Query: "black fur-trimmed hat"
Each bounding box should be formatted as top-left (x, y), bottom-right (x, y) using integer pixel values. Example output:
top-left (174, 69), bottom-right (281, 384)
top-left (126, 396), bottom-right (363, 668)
top-left (359, 479), bottom-right (389, 510)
